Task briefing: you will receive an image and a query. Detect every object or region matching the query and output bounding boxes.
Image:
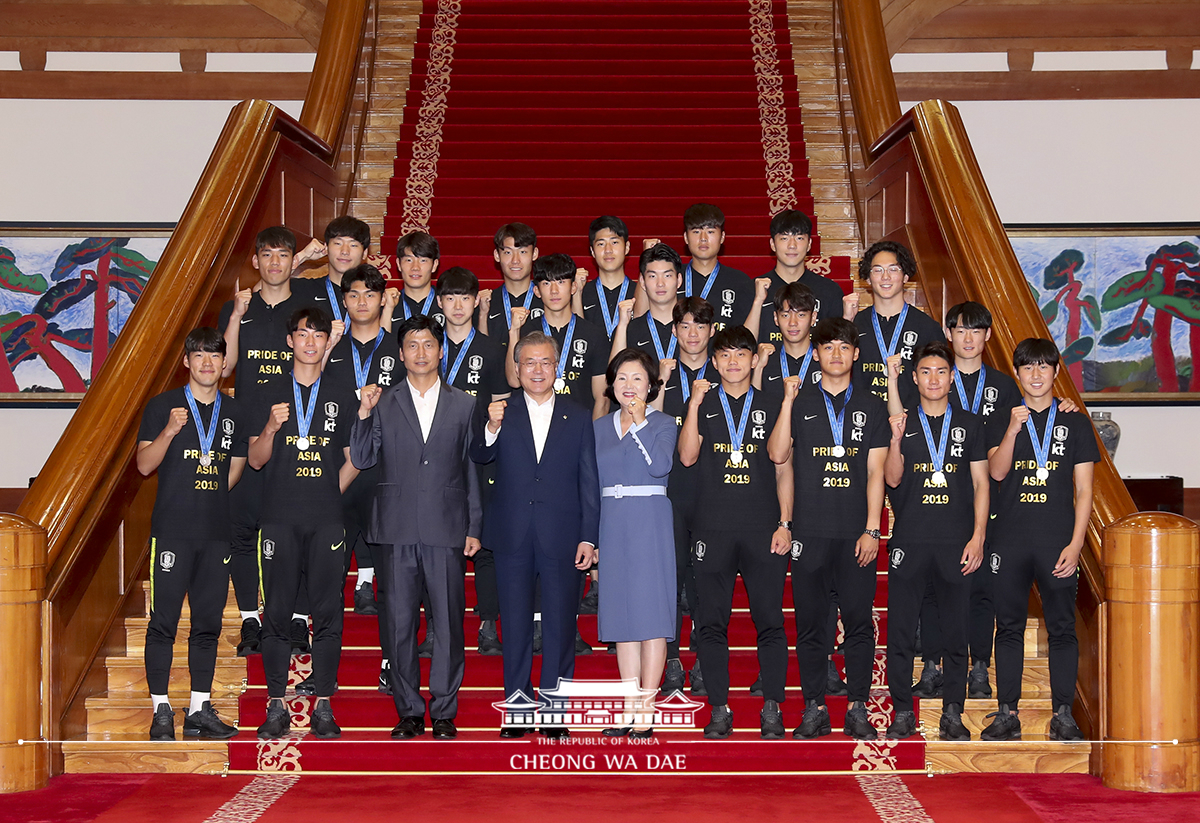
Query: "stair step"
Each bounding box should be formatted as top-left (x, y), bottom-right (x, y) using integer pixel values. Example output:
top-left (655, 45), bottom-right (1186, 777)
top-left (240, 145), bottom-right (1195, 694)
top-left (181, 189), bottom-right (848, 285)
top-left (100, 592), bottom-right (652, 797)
top-left (63, 736), bottom-right (228, 774)
top-left (84, 695), bottom-right (240, 737)
top-left (106, 656), bottom-right (247, 695)
top-left (925, 740), bottom-right (1091, 774)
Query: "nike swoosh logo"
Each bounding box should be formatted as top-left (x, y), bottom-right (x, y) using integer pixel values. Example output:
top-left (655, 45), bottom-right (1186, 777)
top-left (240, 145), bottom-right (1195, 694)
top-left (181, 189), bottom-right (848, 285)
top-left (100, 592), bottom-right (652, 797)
top-left (315, 296), bottom-right (328, 301)
top-left (803, 414), bottom-right (818, 420)
top-left (636, 340), bottom-right (651, 346)
top-left (240, 318), bottom-right (253, 325)
top-left (223, 556), bottom-right (231, 565)
top-left (331, 541), bottom-right (344, 551)
top-left (583, 304), bottom-right (597, 310)
top-left (904, 431), bottom-right (918, 437)
top-left (330, 358), bottom-right (344, 363)
top-left (705, 413), bottom-right (720, 419)
top-left (767, 375), bottom-right (780, 381)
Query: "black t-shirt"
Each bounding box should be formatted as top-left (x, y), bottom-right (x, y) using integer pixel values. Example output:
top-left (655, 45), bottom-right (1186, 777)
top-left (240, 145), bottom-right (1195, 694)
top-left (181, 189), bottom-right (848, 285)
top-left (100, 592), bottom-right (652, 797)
top-left (324, 329), bottom-right (404, 406)
top-left (398, 289), bottom-right (445, 329)
top-left (138, 388), bottom-right (249, 540)
top-left (660, 359), bottom-right (711, 514)
top-left (580, 277), bottom-right (634, 341)
top-left (950, 366), bottom-right (1023, 443)
top-left (624, 313), bottom-right (677, 362)
top-left (889, 407), bottom-right (988, 547)
top-left (442, 329), bottom-right (509, 402)
top-left (759, 345), bottom-right (822, 406)
top-left (756, 269), bottom-right (846, 344)
top-left (676, 261), bottom-right (754, 332)
top-left (790, 382), bottom-right (890, 540)
top-left (693, 386), bottom-right (780, 531)
top-left (853, 304), bottom-right (945, 403)
top-left (481, 284), bottom-right (544, 346)
top-left (219, 292), bottom-right (309, 400)
top-left (291, 276), bottom-right (348, 324)
top-left (252, 376), bottom-right (355, 526)
top-left (518, 315), bottom-right (607, 405)
top-left (988, 404), bottom-right (1101, 548)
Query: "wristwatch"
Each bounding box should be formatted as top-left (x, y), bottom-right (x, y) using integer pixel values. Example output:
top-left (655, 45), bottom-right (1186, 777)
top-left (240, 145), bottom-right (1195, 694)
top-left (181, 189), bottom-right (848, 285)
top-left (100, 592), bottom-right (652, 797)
top-left (778, 520), bottom-right (792, 530)
top-left (863, 528), bottom-right (881, 540)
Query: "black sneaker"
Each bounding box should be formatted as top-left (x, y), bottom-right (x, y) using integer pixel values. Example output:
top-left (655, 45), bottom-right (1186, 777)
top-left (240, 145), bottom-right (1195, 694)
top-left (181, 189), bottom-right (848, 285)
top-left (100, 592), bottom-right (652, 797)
top-left (418, 633), bottom-right (432, 658)
top-left (968, 660), bottom-right (992, 699)
top-left (912, 660), bottom-right (943, 698)
top-left (703, 705), bottom-right (733, 739)
top-left (760, 699), bottom-right (784, 739)
top-left (579, 580), bottom-right (598, 615)
top-left (886, 710), bottom-right (919, 739)
top-left (1049, 704), bottom-right (1084, 742)
top-left (679, 586), bottom-right (691, 616)
top-left (661, 658), bottom-right (685, 694)
top-left (378, 664), bottom-right (392, 695)
top-left (843, 701), bottom-right (878, 740)
top-left (689, 660), bottom-right (707, 697)
top-left (792, 704), bottom-right (831, 739)
top-left (575, 630), bottom-right (593, 655)
top-left (827, 658), bottom-right (848, 697)
top-left (477, 619), bottom-right (502, 655)
top-left (748, 674), bottom-right (763, 696)
top-left (257, 701), bottom-right (291, 739)
top-left (184, 701), bottom-right (238, 740)
top-left (149, 704), bottom-right (175, 741)
top-left (311, 698), bottom-right (341, 739)
top-left (532, 619), bottom-right (542, 655)
top-left (940, 703), bottom-right (971, 741)
top-left (236, 618), bottom-right (261, 657)
top-left (980, 704), bottom-right (1022, 741)
top-left (353, 581), bottom-right (377, 616)
top-left (295, 675), bottom-right (337, 696)
top-left (290, 618), bottom-right (310, 655)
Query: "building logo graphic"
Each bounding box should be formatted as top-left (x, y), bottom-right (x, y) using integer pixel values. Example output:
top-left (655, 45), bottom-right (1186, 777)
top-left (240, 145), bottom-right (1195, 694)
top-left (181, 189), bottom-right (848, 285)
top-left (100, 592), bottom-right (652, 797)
top-left (492, 678), bottom-right (706, 729)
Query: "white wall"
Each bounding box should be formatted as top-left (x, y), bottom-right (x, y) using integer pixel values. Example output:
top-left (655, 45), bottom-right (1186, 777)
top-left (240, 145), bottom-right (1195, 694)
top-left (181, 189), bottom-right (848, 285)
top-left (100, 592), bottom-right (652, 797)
top-left (1090, 405), bottom-right (1200, 487)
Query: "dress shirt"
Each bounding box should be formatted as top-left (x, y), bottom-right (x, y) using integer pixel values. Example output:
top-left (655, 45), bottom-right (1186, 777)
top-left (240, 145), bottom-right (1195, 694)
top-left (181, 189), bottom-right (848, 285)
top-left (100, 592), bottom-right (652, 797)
top-left (484, 392), bottom-right (556, 462)
top-left (407, 377), bottom-right (441, 442)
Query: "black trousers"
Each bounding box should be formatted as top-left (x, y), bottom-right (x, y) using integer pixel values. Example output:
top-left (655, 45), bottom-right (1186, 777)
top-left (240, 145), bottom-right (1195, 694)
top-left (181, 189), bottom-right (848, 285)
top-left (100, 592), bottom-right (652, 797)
top-left (886, 542), bottom-right (972, 712)
top-left (792, 536), bottom-right (877, 704)
top-left (969, 550), bottom-right (995, 665)
top-left (259, 522), bottom-right (345, 699)
top-left (472, 547), bottom-right (500, 621)
top-left (667, 503), bottom-right (698, 660)
top-left (144, 537), bottom-right (229, 695)
top-left (991, 540), bottom-right (1078, 709)
top-left (693, 527), bottom-right (789, 706)
top-left (228, 468), bottom-right (263, 612)
top-left (376, 543), bottom-right (467, 720)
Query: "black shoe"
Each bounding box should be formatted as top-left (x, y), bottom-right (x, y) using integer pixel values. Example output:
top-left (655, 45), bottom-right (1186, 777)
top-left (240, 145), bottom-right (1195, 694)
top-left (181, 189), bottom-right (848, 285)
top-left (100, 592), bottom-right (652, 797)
top-left (1049, 704), bottom-right (1084, 741)
top-left (432, 718), bottom-right (457, 740)
top-left (532, 619), bottom-right (542, 655)
top-left (257, 701), bottom-right (291, 739)
top-left (980, 704), bottom-right (1022, 741)
top-left (290, 618), bottom-right (310, 655)
top-left (602, 727), bottom-right (632, 737)
top-left (661, 658), bottom-right (685, 693)
top-left (968, 660), bottom-right (993, 699)
top-left (353, 581), bottom-right (378, 615)
top-left (629, 728), bottom-right (654, 739)
top-left (886, 710), bottom-right (919, 739)
top-left (500, 725), bottom-right (534, 739)
top-left (310, 698), bottom-right (341, 739)
top-left (827, 658), bottom-right (848, 697)
top-left (689, 661), bottom-right (707, 697)
top-left (184, 701), bottom-right (238, 740)
top-left (843, 701), bottom-right (878, 740)
top-left (391, 716), bottom-right (425, 739)
top-left (940, 703), bottom-right (971, 741)
top-left (149, 704), bottom-right (176, 741)
top-left (575, 630), bottom-right (593, 655)
top-left (378, 664), bottom-right (392, 695)
top-left (417, 634), bottom-right (432, 659)
top-left (477, 620), bottom-right (502, 655)
top-left (792, 704), bottom-right (831, 739)
top-left (703, 705), bottom-right (733, 739)
top-left (540, 726), bottom-right (570, 739)
top-left (749, 674), bottom-right (763, 697)
top-left (912, 660), bottom-right (944, 698)
top-left (237, 618), bottom-right (261, 657)
top-left (294, 674), bottom-right (338, 696)
top-left (760, 699), bottom-right (784, 739)
top-left (579, 580), bottom-right (598, 615)
top-left (606, 642), bottom-right (617, 655)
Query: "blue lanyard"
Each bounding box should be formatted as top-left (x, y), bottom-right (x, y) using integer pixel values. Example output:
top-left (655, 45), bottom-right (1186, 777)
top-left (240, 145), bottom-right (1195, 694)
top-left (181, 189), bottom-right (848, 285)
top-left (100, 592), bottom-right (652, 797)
top-left (351, 329), bottom-right (385, 390)
top-left (442, 327), bottom-right (476, 386)
top-left (680, 361), bottom-right (708, 404)
top-left (918, 404), bottom-right (952, 474)
top-left (684, 261), bottom-right (720, 300)
top-left (183, 385), bottom-right (221, 457)
top-left (717, 385), bottom-right (754, 454)
top-left (870, 303), bottom-right (910, 361)
top-left (647, 317), bottom-right (677, 361)
top-left (324, 278), bottom-right (348, 325)
top-left (542, 314), bottom-right (577, 383)
top-left (596, 277), bottom-right (631, 337)
top-left (1023, 401), bottom-right (1056, 471)
top-left (952, 365), bottom-right (987, 414)
top-left (501, 287), bottom-right (534, 329)
top-left (781, 346), bottom-right (814, 384)
top-left (293, 375), bottom-right (321, 443)
top-left (403, 290), bottom-right (436, 320)
top-left (821, 381), bottom-right (854, 450)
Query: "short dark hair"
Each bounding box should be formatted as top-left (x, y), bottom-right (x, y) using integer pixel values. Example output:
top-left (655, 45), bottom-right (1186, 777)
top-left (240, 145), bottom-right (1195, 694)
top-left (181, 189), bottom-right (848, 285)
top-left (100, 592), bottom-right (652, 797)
top-left (770, 209), bottom-right (813, 238)
top-left (184, 326), bottom-right (225, 356)
top-left (913, 340), bottom-right (954, 370)
top-left (340, 263), bottom-right (386, 295)
top-left (589, 215), bottom-right (629, 245)
top-left (683, 203), bottom-right (725, 232)
top-left (858, 240), bottom-right (917, 282)
top-left (436, 266), bottom-right (479, 297)
top-left (397, 230), bottom-right (440, 261)
top-left (639, 242), bottom-right (682, 275)
top-left (256, 226), bottom-right (296, 254)
top-left (945, 301), bottom-right (993, 330)
top-left (773, 281), bottom-right (816, 314)
top-left (513, 330), bottom-right (559, 364)
top-left (324, 215), bottom-right (370, 248)
top-left (396, 314), bottom-right (445, 347)
top-left (673, 296), bottom-right (715, 326)
top-left (711, 325), bottom-right (757, 354)
top-left (532, 253), bottom-right (576, 284)
top-left (494, 222), bottom-right (537, 251)
top-left (288, 306), bottom-right (332, 335)
top-left (605, 347), bottom-right (662, 404)
top-left (812, 317), bottom-right (859, 348)
top-left (1013, 337), bottom-right (1061, 369)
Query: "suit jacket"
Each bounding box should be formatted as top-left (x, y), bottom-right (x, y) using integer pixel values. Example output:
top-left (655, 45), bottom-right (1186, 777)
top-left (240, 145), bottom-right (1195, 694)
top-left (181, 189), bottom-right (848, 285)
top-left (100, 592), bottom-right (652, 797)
top-left (350, 380), bottom-right (482, 548)
top-left (469, 390), bottom-right (600, 554)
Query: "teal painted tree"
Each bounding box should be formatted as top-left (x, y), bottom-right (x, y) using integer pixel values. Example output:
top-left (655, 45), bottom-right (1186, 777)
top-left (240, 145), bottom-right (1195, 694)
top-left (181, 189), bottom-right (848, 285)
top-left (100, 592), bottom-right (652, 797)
top-left (1039, 249), bottom-right (1100, 389)
top-left (0, 245), bottom-right (50, 392)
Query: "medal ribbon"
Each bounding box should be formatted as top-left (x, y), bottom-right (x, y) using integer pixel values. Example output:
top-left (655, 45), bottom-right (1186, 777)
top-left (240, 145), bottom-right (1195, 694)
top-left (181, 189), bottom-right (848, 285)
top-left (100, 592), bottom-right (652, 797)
top-left (324, 278), bottom-right (348, 326)
top-left (403, 290), bottom-right (436, 320)
top-left (684, 261), bottom-right (720, 300)
top-left (952, 365), bottom-right (987, 414)
top-left (918, 404), bottom-right (952, 476)
top-left (821, 381), bottom-right (854, 451)
top-left (442, 327), bottom-right (476, 386)
top-left (1023, 401), bottom-right (1056, 473)
top-left (293, 376), bottom-right (321, 444)
top-left (351, 329), bottom-right (385, 390)
top-left (870, 303), bottom-right (910, 360)
top-left (680, 361), bottom-right (708, 404)
top-left (647, 317), bottom-right (677, 361)
top-left (717, 385), bottom-right (754, 457)
top-left (781, 346), bottom-right (815, 384)
top-left (542, 314), bottom-right (577, 385)
top-left (596, 277), bottom-right (631, 337)
top-left (184, 385), bottom-right (221, 459)
top-left (501, 287), bottom-right (535, 329)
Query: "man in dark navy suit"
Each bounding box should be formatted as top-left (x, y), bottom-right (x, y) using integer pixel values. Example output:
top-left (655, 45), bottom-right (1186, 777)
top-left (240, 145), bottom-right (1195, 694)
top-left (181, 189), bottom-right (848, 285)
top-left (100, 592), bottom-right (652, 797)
top-left (470, 330), bottom-right (600, 739)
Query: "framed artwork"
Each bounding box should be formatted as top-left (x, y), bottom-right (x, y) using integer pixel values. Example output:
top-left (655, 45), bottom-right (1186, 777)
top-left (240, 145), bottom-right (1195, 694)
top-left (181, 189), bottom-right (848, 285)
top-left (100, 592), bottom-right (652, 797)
top-left (0, 225), bottom-right (171, 403)
top-left (1008, 225), bottom-right (1200, 403)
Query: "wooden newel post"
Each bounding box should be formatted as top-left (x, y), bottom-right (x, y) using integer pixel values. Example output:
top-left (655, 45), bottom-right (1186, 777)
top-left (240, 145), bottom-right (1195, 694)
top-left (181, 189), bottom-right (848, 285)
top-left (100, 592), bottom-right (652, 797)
top-left (0, 514), bottom-right (49, 793)
top-left (1101, 512), bottom-right (1200, 792)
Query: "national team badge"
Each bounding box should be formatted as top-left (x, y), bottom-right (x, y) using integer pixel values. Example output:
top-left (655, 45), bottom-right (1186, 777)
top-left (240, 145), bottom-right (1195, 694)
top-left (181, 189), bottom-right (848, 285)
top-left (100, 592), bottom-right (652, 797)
top-left (1053, 425), bottom-right (1069, 442)
top-left (573, 339), bottom-right (587, 354)
top-left (890, 548), bottom-right (905, 568)
top-left (902, 330), bottom-right (918, 347)
top-left (380, 356), bottom-right (396, 372)
top-left (790, 541), bottom-right (803, 560)
top-left (222, 418), bottom-right (235, 435)
top-left (468, 355), bottom-right (484, 371)
top-left (984, 386), bottom-right (999, 403)
top-left (325, 401), bottom-right (339, 418)
top-left (852, 411), bottom-right (867, 428)
top-left (694, 541), bottom-right (706, 561)
top-left (159, 551), bottom-right (175, 571)
top-left (751, 409), bottom-right (766, 425)
top-left (951, 426), bottom-right (966, 443)
top-left (262, 539), bottom-right (275, 560)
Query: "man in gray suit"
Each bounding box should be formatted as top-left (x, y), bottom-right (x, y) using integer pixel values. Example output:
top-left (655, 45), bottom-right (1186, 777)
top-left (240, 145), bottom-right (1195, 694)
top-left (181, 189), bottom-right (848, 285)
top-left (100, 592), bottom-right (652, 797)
top-left (350, 315), bottom-right (482, 741)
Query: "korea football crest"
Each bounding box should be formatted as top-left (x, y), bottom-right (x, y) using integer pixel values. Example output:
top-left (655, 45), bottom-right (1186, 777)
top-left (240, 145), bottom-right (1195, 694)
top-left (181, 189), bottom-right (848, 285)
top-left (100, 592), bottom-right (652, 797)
top-left (379, 356), bottom-right (396, 387)
top-left (720, 289), bottom-right (735, 319)
top-left (950, 426), bottom-right (966, 458)
top-left (901, 330), bottom-right (918, 361)
top-left (159, 550), bottom-right (176, 572)
top-left (1052, 425), bottom-right (1069, 456)
top-left (982, 385), bottom-right (999, 416)
top-left (890, 548), bottom-right (905, 569)
top-left (694, 540), bottom-right (706, 562)
top-left (467, 354), bottom-right (484, 386)
top-left (790, 540), bottom-right (803, 560)
top-left (989, 552), bottom-right (1001, 574)
top-left (221, 417), bottom-right (234, 450)
top-left (571, 338), bottom-right (587, 370)
top-left (751, 408), bottom-right (767, 441)
top-left (851, 410), bottom-right (866, 443)
top-left (324, 401), bottom-right (339, 432)
top-left (262, 539), bottom-right (275, 560)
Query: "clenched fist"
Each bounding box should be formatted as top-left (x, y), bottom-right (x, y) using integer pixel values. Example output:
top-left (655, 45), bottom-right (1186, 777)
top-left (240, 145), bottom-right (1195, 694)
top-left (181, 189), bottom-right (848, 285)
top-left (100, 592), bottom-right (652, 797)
top-left (164, 407), bottom-right (188, 437)
top-left (487, 399), bottom-right (508, 433)
top-left (358, 384), bottom-right (382, 417)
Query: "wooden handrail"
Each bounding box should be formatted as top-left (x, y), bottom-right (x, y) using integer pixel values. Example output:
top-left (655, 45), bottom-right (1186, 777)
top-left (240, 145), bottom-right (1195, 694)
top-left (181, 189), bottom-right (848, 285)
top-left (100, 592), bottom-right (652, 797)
top-left (837, 0), bottom-right (901, 162)
top-left (301, 0), bottom-right (371, 156)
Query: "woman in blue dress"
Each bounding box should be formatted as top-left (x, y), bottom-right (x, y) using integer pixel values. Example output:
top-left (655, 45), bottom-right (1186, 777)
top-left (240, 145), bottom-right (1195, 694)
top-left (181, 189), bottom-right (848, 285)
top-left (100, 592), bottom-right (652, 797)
top-left (594, 347), bottom-right (677, 738)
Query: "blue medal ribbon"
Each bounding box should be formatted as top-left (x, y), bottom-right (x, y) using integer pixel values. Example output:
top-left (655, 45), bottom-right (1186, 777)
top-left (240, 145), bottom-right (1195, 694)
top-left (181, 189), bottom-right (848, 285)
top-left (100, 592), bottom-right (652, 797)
top-left (183, 385), bottom-right (221, 461)
top-left (684, 261), bottom-right (720, 301)
top-left (1023, 401), bottom-right (1056, 474)
top-left (680, 361), bottom-right (708, 404)
top-left (918, 404), bottom-right (952, 479)
top-left (717, 385), bottom-right (754, 459)
top-left (596, 277), bottom-right (631, 337)
top-left (501, 286), bottom-right (535, 329)
top-left (351, 329), bottom-right (385, 390)
top-left (324, 278), bottom-right (348, 326)
top-left (403, 289), bottom-right (436, 320)
top-left (293, 375), bottom-right (321, 446)
top-left (781, 346), bottom-right (814, 384)
top-left (870, 303), bottom-right (910, 361)
top-left (952, 365), bottom-right (987, 414)
top-left (442, 327), bottom-right (476, 386)
top-left (647, 317), bottom-right (677, 361)
top-left (821, 381), bottom-right (854, 453)
top-left (542, 314), bottom-right (577, 387)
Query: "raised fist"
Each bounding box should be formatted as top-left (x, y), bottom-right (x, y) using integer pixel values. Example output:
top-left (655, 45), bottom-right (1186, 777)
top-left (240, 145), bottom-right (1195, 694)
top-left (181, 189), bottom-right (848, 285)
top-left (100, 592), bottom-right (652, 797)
top-left (843, 291), bottom-right (860, 320)
top-left (757, 342), bottom-right (776, 360)
top-left (642, 238), bottom-right (661, 251)
top-left (754, 276), bottom-right (771, 301)
top-left (1007, 403), bottom-right (1030, 435)
top-left (689, 378), bottom-right (712, 408)
top-left (267, 402), bottom-right (290, 434)
top-left (165, 407), bottom-right (188, 437)
top-left (617, 298), bottom-right (635, 324)
top-left (886, 353), bottom-right (903, 380)
top-left (659, 358), bottom-right (677, 382)
top-left (487, 399), bottom-right (508, 433)
top-left (510, 306), bottom-right (530, 330)
top-left (359, 384), bottom-right (382, 416)
top-left (889, 412), bottom-right (907, 441)
top-left (231, 288), bottom-right (253, 319)
top-left (574, 268), bottom-right (590, 290)
top-left (782, 375), bottom-right (801, 402)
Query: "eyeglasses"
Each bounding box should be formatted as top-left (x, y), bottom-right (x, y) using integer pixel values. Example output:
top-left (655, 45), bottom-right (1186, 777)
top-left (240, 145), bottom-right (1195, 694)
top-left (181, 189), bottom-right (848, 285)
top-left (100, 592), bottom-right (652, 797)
top-left (869, 265), bottom-right (904, 275)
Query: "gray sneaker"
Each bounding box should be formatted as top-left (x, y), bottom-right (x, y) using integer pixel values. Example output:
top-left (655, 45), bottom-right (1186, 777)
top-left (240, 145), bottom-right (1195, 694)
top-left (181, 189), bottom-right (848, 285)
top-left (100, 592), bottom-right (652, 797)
top-left (183, 701), bottom-right (237, 740)
top-left (760, 699), bottom-right (784, 739)
top-left (842, 701), bottom-right (878, 740)
top-left (1048, 704), bottom-right (1084, 741)
top-left (968, 660), bottom-right (992, 699)
top-left (980, 704), bottom-right (1022, 741)
top-left (939, 703), bottom-right (971, 741)
top-left (703, 705), bottom-right (733, 739)
top-left (886, 709), bottom-right (919, 739)
top-left (792, 703), bottom-right (831, 739)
